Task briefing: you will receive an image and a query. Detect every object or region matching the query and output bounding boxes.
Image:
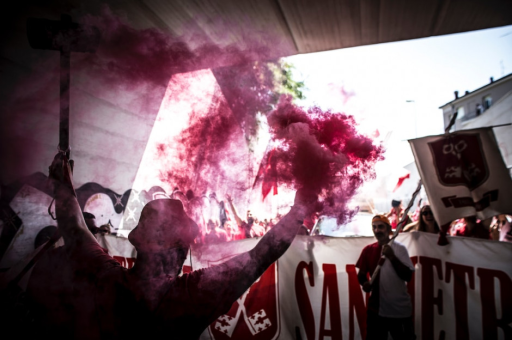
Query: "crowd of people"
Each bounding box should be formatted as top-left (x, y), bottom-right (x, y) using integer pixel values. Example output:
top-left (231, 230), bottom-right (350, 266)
top-left (167, 190), bottom-right (309, 245)
top-left (385, 199), bottom-right (510, 242)
top-left (0, 153), bottom-right (317, 339)
top-left (167, 191), bottom-right (511, 246)
top-left (1, 152), bottom-right (509, 340)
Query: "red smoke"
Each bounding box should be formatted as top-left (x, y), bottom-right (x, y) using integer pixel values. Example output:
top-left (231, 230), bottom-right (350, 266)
top-left (78, 6), bottom-right (287, 90)
top-left (265, 96), bottom-right (384, 223)
top-left (0, 5), bottom-right (290, 186)
top-left (148, 67), bottom-right (383, 224)
top-left (2, 6), bottom-right (383, 225)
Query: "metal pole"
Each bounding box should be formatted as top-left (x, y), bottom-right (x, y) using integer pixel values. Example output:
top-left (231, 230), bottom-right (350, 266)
top-left (406, 100), bottom-right (416, 138)
top-left (60, 47), bottom-right (70, 158)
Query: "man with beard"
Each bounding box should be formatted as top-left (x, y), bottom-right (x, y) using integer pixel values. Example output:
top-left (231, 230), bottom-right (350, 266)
top-left (356, 215), bottom-right (415, 340)
top-left (27, 153), bottom-right (313, 339)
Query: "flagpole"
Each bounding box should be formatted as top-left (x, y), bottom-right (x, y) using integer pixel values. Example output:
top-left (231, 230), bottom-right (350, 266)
top-left (369, 180), bottom-right (422, 285)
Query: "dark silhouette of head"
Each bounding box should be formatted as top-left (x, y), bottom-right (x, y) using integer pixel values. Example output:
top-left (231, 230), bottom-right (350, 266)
top-left (185, 189), bottom-right (194, 201)
top-left (83, 212), bottom-right (98, 234)
top-left (34, 226), bottom-right (58, 249)
top-left (128, 199), bottom-right (199, 253)
top-left (464, 215), bottom-right (477, 226)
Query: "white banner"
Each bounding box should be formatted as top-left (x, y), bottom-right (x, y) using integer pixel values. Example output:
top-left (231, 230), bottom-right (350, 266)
top-left (96, 234), bottom-right (137, 269)
top-left (186, 233), bottom-right (512, 340)
top-left (409, 128), bottom-right (512, 227)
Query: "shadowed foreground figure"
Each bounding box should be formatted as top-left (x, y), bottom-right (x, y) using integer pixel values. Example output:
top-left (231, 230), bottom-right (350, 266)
top-left (27, 153), bottom-right (312, 339)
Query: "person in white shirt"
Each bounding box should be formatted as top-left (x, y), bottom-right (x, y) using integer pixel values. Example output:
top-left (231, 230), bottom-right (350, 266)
top-left (356, 214), bottom-right (416, 340)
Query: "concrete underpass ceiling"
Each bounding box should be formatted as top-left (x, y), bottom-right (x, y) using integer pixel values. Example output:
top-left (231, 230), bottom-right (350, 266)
top-left (102, 0), bottom-right (512, 56)
top-left (1, 0), bottom-right (511, 191)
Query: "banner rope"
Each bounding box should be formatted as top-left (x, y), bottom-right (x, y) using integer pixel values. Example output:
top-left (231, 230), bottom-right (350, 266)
top-left (444, 111), bottom-right (458, 133)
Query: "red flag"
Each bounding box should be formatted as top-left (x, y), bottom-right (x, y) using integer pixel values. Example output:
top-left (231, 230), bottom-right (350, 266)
top-left (393, 173), bottom-right (410, 192)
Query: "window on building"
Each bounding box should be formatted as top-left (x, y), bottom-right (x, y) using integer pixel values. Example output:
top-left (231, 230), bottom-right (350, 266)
top-left (483, 96), bottom-right (492, 110)
top-left (456, 106), bottom-right (465, 119)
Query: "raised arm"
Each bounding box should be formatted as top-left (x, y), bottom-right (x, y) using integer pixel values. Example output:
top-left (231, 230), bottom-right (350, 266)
top-left (225, 194), bottom-right (244, 227)
top-left (247, 204), bottom-right (306, 269)
top-left (49, 154), bottom-right (98, 250)
top-left (190, 190), bottom-right (314, 313)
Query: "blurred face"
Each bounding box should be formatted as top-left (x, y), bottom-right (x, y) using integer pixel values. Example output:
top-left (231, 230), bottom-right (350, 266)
top-left (372, 222), bottom-right (390, 243)
top-left (421, 207), bottom-right (434, 222)
top-left (207, 220), bottom-right (215, 231)
top-left (224, 221), bottom-right (233, 233)
top-left (497, 215), bottom-right (508, 227)
top-left (247, 217), bottom-right (254, 226)
top-left (99, 225), bottom-right (110, 235)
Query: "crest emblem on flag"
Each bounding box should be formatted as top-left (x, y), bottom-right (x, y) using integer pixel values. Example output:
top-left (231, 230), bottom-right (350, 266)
top-left (428, 133), bottom-right (489, 190)
top-left (410, 128), bottom-right (512, 227)
top-left (207, 262), bottom-right (280, 340)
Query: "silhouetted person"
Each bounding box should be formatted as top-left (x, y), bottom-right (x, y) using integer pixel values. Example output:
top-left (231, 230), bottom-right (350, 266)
top-left (226, 194), bottom-right (255, 238)
top-left (28, 153), bottom-right (312, 339)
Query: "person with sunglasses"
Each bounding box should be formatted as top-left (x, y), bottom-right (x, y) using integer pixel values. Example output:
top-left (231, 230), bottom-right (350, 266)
top-left (491, 214), bottom-right (512, 242)
top-left (403, 205), bottom-right (439, 233)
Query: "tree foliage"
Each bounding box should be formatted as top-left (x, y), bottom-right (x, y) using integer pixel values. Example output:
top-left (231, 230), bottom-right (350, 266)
top-left (268, 60), bottom-right (306, 102)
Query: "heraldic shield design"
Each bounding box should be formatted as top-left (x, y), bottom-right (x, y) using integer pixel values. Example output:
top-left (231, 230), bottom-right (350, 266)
top-left (428, 133), bottom-right (489, 190)
top-left (207, 262), bottom-right (280, 340)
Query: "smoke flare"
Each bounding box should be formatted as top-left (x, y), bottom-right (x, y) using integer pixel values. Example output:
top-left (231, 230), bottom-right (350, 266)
top-left (264, 96), bottom-right (384, 223)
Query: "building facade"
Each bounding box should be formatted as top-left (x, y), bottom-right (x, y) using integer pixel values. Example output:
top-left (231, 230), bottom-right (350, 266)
top-left (439, 73), bottom-right (512, 175)
top-left (440, 73), bottom-right (512, 131)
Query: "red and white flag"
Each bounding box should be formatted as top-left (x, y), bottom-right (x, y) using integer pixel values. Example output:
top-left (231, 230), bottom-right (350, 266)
top-left (393, 172), bottom-right (410, 192)
top-left (409, 127), bottom-right (512, 227)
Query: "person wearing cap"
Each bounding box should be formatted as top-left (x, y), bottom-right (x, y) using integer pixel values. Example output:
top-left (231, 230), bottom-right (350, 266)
top-left (386, 199), bottom-right (412, 231)
top-left (386, 199), bottom-right (402, 229)
top-left (356, 215), bottom-right (415, 340)
top-left (27, 153), bottom-right (313, 339)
